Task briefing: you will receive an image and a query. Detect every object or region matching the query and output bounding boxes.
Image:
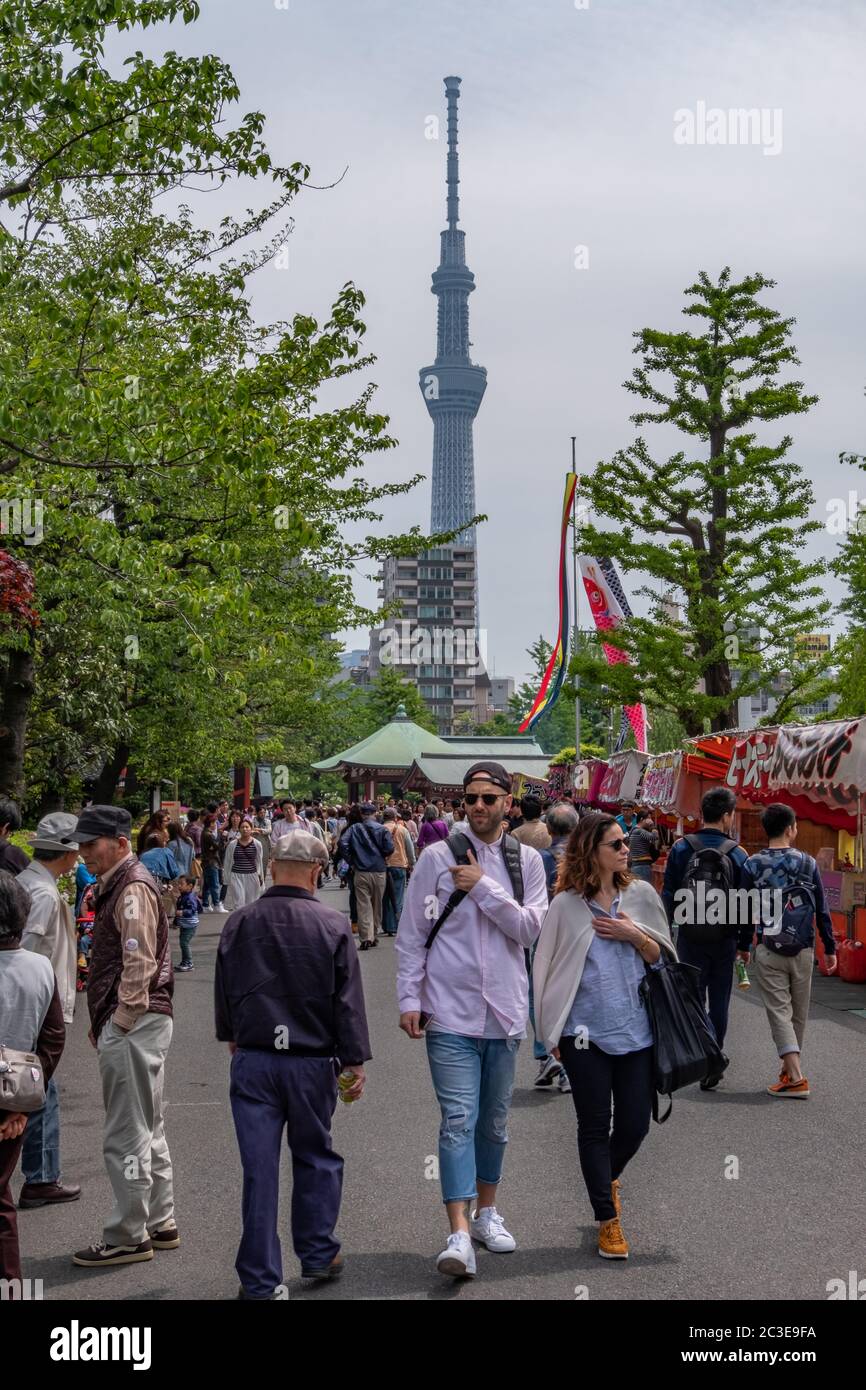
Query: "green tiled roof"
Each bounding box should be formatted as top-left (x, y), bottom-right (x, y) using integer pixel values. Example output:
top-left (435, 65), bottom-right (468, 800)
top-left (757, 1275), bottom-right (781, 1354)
top-left (311, 705), bottom-right (451, 772)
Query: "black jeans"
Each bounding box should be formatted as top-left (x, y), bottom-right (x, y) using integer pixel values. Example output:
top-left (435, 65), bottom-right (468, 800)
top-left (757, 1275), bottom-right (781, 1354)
top-left (674, 933), bottom-right (737, 1049)
top-left (559, 1039), bottom-right (654, 1222)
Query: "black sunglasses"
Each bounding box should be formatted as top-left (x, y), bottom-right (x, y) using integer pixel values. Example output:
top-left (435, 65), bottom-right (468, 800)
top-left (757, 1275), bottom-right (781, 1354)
top-left (601, 836), bottom-right (628, 852)
top-left (464, 793), bottom-right (504, 807)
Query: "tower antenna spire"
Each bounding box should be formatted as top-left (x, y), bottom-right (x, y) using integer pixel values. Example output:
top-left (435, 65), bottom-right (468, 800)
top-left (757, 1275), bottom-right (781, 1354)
top-left (444, 75), bottom-right (461, 230)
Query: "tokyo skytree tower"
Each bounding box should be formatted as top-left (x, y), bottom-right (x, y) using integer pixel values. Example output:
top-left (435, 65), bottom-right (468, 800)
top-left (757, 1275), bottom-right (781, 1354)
top-left (419, 76), bottom-right (487, 545)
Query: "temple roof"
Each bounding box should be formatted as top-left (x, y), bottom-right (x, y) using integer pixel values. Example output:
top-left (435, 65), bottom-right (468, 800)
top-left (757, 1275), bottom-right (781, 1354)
top-left (312, 704), bottom-right (547, 777)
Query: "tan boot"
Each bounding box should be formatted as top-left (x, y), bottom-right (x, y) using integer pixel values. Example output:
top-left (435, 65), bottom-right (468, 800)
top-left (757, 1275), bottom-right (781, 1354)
top-left (598, 1217), bottom-right (629, 1260)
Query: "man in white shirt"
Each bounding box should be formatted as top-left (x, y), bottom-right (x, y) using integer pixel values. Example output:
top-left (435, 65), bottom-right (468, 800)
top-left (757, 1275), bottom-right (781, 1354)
top-left (270, 800), bottom-right (305, 848)
top-left (397, 762), bottom-right (548, 1280)
top-left (18, 812), bottom-right (82, 1208)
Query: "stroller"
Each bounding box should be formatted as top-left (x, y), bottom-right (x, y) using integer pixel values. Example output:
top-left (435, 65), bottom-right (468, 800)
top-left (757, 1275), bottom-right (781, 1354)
top-left (76, 883), bottom-right (95, 991)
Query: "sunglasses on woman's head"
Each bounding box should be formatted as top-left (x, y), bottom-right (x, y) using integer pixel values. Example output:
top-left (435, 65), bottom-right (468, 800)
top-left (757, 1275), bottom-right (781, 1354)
top-left (464, 793), bottom-right (502, 807)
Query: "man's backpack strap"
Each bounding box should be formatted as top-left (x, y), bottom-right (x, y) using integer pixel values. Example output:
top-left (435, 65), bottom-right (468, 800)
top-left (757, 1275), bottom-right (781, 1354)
top-left (500, 832), bottom-right (525, 905)
top-left (424, 831), bottom-right (525, 951)
top-left (684, 834), bottom-right (738, 858)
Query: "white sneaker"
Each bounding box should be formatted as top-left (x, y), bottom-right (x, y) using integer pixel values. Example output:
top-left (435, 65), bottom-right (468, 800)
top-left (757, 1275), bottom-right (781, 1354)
top-left (470, 1206), bottom-right (516, 1253)
top-left (558, 1070), bottom-right (572, 1094)
top-left (436, 1230), bottom-right (476, 1278)
top-left (217, 904), bottom-right (229, 914)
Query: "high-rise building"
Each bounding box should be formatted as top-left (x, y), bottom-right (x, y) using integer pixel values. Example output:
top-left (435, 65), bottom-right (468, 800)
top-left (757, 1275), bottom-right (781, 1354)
top-left (372, 76), bottom-right (491, 734)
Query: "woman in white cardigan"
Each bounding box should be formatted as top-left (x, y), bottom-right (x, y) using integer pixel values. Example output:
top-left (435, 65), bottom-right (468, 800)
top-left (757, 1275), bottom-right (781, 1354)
top-left (533, 811), bottom-right (676, 1261)
top-left (222, 818), bottom-right (264, 912)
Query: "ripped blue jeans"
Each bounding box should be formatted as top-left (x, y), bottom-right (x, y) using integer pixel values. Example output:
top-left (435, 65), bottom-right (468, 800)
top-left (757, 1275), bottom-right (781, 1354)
top-left (425, 1032), bottom-right (519, 1203)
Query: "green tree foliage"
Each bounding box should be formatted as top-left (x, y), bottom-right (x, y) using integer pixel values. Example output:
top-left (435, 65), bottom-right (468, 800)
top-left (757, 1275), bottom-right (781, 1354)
top-left (574, 269), bottom-right (833, 737)
top-left (362, 666), bottom-right (438, 734)
top-left (832, 449), bottom-right (866, 716)
top-left (0, 2), bottom-right (435, 804)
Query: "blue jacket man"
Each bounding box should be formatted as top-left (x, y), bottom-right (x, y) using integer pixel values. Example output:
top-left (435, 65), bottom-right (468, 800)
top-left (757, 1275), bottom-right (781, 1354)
top-left (338, 805), bottom-right (394, 950)
top-left (662, 786), bottom-right (750, 1087)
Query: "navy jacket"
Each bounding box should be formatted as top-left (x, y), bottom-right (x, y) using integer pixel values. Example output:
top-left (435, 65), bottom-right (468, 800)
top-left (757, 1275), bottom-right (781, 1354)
top-left (214, 886), bottom-right (371, 1066)
top-left (339, 817), bottom-right (394, 873)
top-left (662, 828), bottom-right (751, 950)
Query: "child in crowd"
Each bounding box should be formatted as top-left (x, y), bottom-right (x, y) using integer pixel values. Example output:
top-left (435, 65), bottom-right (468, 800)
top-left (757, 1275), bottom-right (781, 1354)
top-left (174, 874), bottom-right (203, 972)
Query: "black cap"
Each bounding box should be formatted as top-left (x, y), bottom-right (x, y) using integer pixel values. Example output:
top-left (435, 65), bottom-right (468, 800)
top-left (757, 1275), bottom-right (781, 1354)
top-left (463, 761), bottom-right (512, 793)
top-left (74, 805), bottom-right (133, 843)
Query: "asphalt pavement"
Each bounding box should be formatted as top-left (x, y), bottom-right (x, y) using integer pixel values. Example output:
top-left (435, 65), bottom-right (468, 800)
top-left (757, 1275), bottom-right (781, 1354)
top-left (14, 882), bottom-right (866, 1302)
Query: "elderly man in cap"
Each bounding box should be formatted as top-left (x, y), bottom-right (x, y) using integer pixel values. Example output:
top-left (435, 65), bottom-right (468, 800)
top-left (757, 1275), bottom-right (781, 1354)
top-left (216, 830), bottom-right (371, 1298)
top-left (396, 760), bottom-right (549, 1280)
top-left (71, 804), bottom-right (177, 1268)
top-left (17, 813), bottom-right (82, 1207)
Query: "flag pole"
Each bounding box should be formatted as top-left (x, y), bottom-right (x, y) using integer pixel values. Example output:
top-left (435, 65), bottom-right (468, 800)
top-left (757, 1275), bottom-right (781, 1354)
top-left (571, 436), bottom-right (580, 766)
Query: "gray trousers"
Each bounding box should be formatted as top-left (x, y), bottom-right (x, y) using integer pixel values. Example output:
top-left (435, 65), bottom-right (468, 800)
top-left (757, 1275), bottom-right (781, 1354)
top-left (97, 1012), bottom-right (174, 1246)
top-left (753, 945), bottom-right (813, 1059)
top-left (354, 871), bottom-right (386, 942)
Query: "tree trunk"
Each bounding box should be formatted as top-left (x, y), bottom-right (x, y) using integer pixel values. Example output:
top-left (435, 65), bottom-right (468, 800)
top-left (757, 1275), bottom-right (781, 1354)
top-left (0, 646), bottom-right (35, 800)
top-left (89, 741), bottom-right (130, 805)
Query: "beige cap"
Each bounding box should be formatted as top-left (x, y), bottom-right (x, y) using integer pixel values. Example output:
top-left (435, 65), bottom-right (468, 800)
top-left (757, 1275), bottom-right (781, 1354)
top-left (271, 830), bottom-right (329, 865)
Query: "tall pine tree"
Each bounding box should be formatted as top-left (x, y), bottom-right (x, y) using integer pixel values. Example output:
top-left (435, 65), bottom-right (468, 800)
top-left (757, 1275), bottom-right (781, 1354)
top-left (575, 269), bottom-right (832, 736)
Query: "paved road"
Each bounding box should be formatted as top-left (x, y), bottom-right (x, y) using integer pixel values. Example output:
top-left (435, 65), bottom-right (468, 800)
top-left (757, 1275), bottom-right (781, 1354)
top-left (15, 884), bottom-right (866, 1301)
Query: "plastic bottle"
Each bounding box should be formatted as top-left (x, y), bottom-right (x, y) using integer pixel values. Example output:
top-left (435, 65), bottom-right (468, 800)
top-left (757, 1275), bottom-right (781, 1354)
top-left (337, 1070), bottom-right (359, 1103)
top-left (735, 958), bottom-right (750, 990)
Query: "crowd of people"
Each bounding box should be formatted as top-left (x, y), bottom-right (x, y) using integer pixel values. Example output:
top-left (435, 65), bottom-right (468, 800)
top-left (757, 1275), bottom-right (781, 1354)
top-left (0, 769), bottom-right (839, 1295)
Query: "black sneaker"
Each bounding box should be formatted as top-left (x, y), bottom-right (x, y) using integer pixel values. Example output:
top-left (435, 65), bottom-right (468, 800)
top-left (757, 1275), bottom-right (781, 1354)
top-left (700, 1054), bottom-right (729, 1091)
top-left (73, 1239), bottom-right (154, 1267)
top-left (301, 1254), bottom-right (344, 1281)
top-left (534, 1056), bottom-right (563, 1088)
top-left (148, 1224), bottom-right (180, 1250)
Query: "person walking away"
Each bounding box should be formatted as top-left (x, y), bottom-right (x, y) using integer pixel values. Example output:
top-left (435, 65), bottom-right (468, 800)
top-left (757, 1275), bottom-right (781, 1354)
top-left (17, 814), bottom-right (82, 1208)
top-left (0, 871), bottom-right (66, 1283)
top-left (216, 832), bottom-right (371, 1297)
top-left (417, 803), bottom-right (449, 853)
top-left (741, 803), bottom-right (837, 1098)
top-left (533, 802), bottom-right (579, 1091)
top-left (396, 762), bottom-right (548, 1279)
top-left (382, 807), bottom-right (415, 936)
top-left (222, 819), bottom-right (264, 912)
top-left (512, 796), bottom-right (551, 852)
top-left (71, 806), bottom-right (178, 1268)
top-left (185, 810), bottom-right (203, 855)
top-left (0, 798), bottom-right (29, 875)
top-left (533, 812), bottom-right (675, 1260)
top-left (339, 805), bottom-right (393, 950)
top-left (661, 787), bottom-right (751, 1090)
top-left (174, 875), bottom-right (202, 972)
top-left (200, 813), bottom-right (225, 913)
top-left (627, 809), bottom-right (660, 883)
top-left (167, 821), bottom-right (195, 881)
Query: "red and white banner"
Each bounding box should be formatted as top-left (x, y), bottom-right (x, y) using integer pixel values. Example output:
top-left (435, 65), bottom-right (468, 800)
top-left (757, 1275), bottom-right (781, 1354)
top-left (726, 719), bottom-right (866, 813)
top-left (579, 557), bottom-right (647, 752)
top-left (597, 750), bottom-right (649, 804)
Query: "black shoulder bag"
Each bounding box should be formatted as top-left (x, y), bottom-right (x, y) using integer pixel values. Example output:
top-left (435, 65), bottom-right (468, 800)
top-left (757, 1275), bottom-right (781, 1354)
top-left (638, 954), bottom-right (728, 1122)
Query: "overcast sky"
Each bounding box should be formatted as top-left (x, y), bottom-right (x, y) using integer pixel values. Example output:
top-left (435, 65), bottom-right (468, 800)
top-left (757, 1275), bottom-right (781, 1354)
top-left (119, 0), bottom-right (866, 687)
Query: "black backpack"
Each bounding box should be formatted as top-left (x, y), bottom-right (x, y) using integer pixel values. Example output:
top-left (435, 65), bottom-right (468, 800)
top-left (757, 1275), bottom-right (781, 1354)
top-left (677, 834), bottom-right (739, 943)
top-left (424, 831), bottom-right (524, 950)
